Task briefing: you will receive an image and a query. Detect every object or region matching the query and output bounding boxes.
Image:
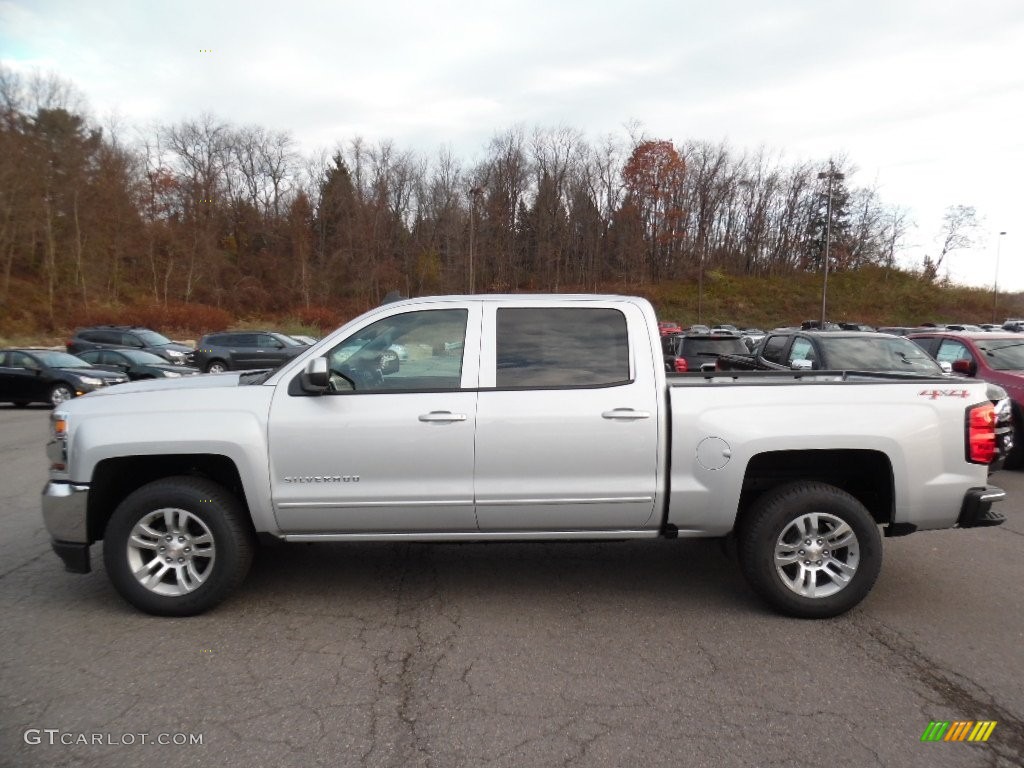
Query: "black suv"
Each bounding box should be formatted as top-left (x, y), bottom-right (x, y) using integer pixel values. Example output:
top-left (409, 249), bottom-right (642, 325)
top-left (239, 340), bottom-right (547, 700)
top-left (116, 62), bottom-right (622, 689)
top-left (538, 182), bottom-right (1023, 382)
top-left (188, 331), bottom-right (309, 373)
top-left (67, 326), bottom-right (193, 365)
top-left (662, 332), bottom-right (748, 373)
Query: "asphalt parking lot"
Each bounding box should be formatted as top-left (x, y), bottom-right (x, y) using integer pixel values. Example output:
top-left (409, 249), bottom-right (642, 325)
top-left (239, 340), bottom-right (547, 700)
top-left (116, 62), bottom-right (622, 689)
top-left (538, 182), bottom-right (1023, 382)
top-left (1, 405), bottom-right (1022, 768)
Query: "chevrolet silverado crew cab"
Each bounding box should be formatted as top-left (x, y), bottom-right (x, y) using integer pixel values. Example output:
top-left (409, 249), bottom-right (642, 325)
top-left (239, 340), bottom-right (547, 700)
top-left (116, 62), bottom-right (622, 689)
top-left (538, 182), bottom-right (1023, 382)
top-left (41, 295), bottom-right (1007, 619)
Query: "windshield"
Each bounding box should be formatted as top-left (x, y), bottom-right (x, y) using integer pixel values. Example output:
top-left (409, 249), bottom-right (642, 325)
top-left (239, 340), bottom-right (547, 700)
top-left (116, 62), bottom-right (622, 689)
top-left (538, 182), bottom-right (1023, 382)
top-left (35, 351), bottom-right (92, 368)
top-left (135, 330), bottom-right (172, 346)
top-left (976, 340), bottom-right (1024, 371)
top-left (120, 349), bottom-right (167, 364)
top-left (818, 336), bottom-right (941, 373)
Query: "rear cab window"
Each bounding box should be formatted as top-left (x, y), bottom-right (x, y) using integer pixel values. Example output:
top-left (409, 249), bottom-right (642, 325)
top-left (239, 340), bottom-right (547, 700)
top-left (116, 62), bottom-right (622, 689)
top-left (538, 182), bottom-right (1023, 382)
top-left (492, 306), bottom-right (630, 388)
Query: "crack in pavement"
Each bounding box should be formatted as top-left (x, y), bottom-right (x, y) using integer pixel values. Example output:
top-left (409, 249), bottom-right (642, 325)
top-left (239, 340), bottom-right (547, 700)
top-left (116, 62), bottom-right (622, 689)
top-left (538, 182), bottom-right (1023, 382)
top-left (858, 616), bottom-right (1024, 767)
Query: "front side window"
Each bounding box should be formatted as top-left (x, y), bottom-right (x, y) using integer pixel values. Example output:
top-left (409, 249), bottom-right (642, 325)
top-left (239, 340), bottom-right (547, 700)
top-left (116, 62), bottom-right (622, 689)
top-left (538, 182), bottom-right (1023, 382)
top-left (787, 337), bottom-right (816, 365)
top-left (495, 307), bottom-right (629, 388)
top-left (257, 334), bottom-right (284, 349)
top-left (324, 309), bottom-right (467, 393)
top-left (936, 339), bottom-right (972, 364)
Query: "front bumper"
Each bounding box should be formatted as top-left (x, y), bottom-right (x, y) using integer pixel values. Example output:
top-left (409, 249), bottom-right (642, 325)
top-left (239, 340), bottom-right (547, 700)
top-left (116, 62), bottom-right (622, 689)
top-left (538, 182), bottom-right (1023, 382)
top-left (958, 486), bottom-right (1007, 528)
top-left (41, 481), bottom-right (91, 573)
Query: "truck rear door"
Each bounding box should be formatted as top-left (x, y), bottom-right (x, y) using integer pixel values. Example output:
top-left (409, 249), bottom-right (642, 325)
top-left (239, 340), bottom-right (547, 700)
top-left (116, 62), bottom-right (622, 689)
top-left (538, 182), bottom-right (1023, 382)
top-left (473, 301), bottom-right (661, 531)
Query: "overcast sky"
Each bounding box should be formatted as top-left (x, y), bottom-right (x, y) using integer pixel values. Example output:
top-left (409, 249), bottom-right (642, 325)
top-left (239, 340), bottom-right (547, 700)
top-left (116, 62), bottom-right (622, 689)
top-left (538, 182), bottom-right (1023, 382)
top-left (2, 0), bottom-right (1023, 295)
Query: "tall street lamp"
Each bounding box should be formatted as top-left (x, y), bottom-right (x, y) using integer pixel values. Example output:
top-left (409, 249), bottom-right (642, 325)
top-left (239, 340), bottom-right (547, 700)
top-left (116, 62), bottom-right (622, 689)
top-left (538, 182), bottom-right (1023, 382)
top-left (993, 230), bottom-right (1008, 323)
top-left (468, 187), bottom-right (483, 294)
top-left (818, 162), bottom-right (845, 329)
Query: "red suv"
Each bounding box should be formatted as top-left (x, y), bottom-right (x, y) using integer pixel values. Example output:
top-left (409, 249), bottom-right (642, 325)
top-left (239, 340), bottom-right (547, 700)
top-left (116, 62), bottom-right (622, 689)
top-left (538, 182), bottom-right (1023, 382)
top-left (909, 331), bottom-right (1023, 467)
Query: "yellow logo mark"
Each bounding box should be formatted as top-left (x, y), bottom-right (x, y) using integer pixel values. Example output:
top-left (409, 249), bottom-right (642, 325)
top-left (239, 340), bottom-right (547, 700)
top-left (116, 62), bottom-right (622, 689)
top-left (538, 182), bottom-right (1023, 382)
top-left (200, 49), bottom-right (213, 53)
top-left (921, 720), bottom-right (997, 742)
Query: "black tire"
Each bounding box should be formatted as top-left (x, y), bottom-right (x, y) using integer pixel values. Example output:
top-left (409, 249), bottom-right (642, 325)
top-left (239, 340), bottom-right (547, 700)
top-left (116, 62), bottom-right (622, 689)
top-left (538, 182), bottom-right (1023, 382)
top-left (49, 383), bottom-right (74, 407)
top-left (103, 476), bottom-right (255, 616)
top-left (206, 359), bottom-right (228, 374)
top-left (738, 481), bottom-right (882, 619)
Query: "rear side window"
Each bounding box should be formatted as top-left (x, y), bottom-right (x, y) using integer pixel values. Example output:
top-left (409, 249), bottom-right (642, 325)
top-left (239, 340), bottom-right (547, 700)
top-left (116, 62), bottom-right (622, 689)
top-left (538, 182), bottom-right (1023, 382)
top-left (229, 334), bottom-right (259, 347)
top-left (761, 335), bottom-right (788, 364)
top-left (496, 307), bottom-right (629, 387)
top-left (83, 330), bottom-right (121, 344)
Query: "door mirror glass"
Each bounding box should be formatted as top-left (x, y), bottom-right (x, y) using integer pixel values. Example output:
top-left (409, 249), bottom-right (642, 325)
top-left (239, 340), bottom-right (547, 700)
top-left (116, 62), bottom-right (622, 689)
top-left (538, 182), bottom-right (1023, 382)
top-left (939, 361), bottom-right (953, 374)
top-left (791, 359), bottom-right (814, 371)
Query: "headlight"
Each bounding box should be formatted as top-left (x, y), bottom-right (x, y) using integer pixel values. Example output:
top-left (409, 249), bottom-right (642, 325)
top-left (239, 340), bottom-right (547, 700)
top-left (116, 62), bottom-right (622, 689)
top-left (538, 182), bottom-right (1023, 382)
top-left (166, 350), bottom-right (185, 358)
top-left (163, 371), bottom-right (182, 378)
top-left (78, 376), bottom-right (103, 386)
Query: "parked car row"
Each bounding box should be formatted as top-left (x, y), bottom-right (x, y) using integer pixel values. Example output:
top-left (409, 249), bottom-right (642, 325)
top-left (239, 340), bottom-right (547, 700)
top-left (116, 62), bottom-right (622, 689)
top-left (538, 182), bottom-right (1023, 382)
top-left (3, 324), bottom-right (323, 407)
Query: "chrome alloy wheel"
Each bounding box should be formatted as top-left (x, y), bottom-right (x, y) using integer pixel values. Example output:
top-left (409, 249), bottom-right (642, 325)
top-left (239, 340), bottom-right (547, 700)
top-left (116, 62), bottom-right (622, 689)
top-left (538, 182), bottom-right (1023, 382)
top-left (773, 512), bottom-right (860, 599)
top-left (126, 508), bottom-right (216, 596)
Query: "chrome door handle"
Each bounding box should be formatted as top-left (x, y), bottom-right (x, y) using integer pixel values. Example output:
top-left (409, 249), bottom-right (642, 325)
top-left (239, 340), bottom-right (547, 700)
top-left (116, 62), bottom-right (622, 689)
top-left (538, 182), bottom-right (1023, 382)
top-left (602, 409), bottom-right (651, 420)
top-left (418, 411), bottom-right (467, 422)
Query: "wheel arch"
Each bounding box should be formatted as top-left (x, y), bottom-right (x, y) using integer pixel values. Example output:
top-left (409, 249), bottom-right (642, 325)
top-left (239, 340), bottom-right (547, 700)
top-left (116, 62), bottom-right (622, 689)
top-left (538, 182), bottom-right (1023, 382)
top-left (87, 454), bottom-right (253, 543)
top-left (737, 449), bottom-right (894, 530)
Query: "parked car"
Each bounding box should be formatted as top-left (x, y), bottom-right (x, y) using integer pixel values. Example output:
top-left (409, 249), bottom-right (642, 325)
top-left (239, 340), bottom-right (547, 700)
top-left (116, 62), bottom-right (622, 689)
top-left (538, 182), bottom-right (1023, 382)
top-left (0, 349), bottom-right (128, 406)
top-left (67, 326), bottom-right (193, 365)
top-left (75, 348), bottom-right (200, 380)
top-left (909, 331), bottom-right (1024, 467)
top-left (41, 295), bottom-right (1006, 619)
top-left (657, 321), bottom-right (682, 336)
top-left (186, 331), bottom-right (310, 373)
top-left (663, 332), bottom-right (748, 373)
top-left (1002, 319), bottom-right (1024, 332)
top-left (979, 324), bottom-right (1002, 332)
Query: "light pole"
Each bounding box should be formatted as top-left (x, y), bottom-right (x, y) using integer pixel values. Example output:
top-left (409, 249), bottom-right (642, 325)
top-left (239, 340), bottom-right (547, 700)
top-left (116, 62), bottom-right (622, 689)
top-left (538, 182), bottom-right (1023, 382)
top-left (468, 186), bottom-right (483, 294)
top-left (818, 162), bottom-right (845, 328)
top-left (993, 230), bottom-right (1008, 323)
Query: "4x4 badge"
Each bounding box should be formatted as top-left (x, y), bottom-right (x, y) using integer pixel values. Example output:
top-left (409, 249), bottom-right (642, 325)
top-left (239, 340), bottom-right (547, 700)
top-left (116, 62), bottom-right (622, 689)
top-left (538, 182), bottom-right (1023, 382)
top-left (919, 389), bottom-right (971, 399)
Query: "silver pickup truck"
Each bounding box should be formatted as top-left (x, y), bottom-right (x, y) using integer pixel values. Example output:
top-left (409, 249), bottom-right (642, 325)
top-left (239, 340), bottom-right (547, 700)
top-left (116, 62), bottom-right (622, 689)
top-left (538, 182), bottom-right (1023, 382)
top-left (42, 295), bottom-right (1007, 618)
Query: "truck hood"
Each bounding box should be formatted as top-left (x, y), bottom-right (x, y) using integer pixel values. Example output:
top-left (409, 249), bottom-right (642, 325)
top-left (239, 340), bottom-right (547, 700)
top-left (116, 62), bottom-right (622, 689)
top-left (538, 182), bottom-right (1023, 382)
top-left (82, 371), bottom-right (247, 397)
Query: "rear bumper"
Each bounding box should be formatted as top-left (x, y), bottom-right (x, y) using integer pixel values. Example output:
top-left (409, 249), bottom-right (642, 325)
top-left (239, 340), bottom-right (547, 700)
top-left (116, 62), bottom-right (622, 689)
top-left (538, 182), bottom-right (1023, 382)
top-left (958, 486), bottom-right (1007, 528)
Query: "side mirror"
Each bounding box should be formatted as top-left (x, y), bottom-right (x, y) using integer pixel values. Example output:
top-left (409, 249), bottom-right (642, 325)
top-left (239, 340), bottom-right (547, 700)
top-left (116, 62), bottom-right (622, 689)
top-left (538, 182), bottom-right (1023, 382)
top-left (791, 359), bottom-right (814, 371)
top-left (300, 357), bottom-right (330, 393)
top-left (951, 359), bottom-right (974, 376)
top-left (939, 361), bottom-right (953, 374)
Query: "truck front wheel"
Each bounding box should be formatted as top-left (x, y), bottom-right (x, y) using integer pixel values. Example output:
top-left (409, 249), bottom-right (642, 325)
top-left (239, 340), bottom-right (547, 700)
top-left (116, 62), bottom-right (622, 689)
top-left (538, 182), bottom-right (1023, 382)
top-left (738, 482), bottom-right (882, 619)
top-left (103, 476), bottom-right (255, 616)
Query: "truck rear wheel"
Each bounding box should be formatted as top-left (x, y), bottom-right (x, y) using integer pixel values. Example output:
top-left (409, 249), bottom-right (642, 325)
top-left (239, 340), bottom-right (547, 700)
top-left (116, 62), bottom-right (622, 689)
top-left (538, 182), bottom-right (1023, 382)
top-left (103, 476), bottom-right (254, 616)
top-left (738, 481), bottom-right (882, 618)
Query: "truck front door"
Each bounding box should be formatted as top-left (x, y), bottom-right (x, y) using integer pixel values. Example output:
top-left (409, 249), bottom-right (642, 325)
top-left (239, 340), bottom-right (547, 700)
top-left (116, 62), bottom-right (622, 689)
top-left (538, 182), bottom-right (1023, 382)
top-left (268, 303), bottom-right (481, 533)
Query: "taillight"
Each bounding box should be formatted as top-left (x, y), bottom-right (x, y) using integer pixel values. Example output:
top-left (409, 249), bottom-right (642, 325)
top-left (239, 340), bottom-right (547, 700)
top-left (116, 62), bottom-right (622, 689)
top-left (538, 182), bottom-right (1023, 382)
top-left (675, 358), bottom-right (688, 373)
top-left (966, 402), bottom-right (997, 464)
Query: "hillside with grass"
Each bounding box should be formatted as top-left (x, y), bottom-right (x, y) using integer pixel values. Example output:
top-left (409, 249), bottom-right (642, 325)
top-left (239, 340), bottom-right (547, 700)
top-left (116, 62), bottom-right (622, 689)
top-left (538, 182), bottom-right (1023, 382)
top-left (4, 266), bottom-right (1022, 347)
